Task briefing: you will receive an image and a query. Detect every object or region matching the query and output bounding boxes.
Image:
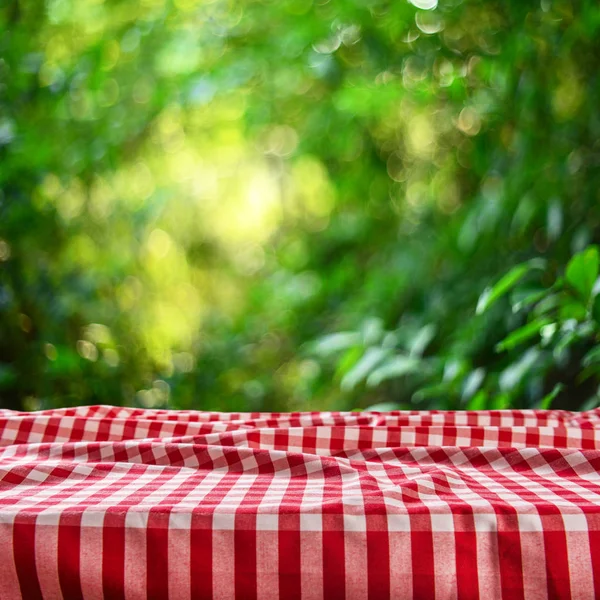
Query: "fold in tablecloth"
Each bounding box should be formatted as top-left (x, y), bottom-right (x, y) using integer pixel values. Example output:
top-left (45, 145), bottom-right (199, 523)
top-left (1, 406), bottom-right (600, 599)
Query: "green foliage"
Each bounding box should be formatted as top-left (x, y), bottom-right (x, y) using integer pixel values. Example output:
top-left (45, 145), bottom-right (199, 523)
top-left (2, 0), bottom-right (600, 412)
top-left (320, 246), bottom-right (600, 411)
top-left (566, 247), bottom-right (600, 302)
top-left (476, 260), bottom-right (546, 315)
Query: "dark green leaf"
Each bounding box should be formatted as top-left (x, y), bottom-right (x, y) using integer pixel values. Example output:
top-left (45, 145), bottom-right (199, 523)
top-left (533, 293), bottom-right (563, 317)
top-left (476, 259), bottom-right (546, 315)
top-left (558, 300), bottom-right (587, 322)
top-left (576, 364), bottom-right (600, 384)
top-left (592, 294), bottom-right (600, 324)
top-left (583, 346), bottom-right (600, 367)
top-left (495, 318), bottom-right (553, 352)
top-left (537, 383), bottom-right (564, 409)
top-left (510, 286), bottom-right (551, 313)
top-left (579, 396), bottom-right (600, 411)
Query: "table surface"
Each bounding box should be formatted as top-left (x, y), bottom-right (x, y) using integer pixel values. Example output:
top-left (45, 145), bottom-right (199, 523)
top-left (1, 405), bottom-right (600, 599)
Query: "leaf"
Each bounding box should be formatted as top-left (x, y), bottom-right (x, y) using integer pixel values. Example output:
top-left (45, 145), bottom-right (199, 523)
top-left (412, 383), bottom-right (449, 404)
top-left (537, 383), bottom-right (564, 409)
top-left (583, 346), bottom-right (600, 367)
top-left (553, 320), bottom-right (595, 359)
top-left (552, 331), bottom-right (577, 362)
top-left (539, 322), bottom-right (557, 346)
top-left (311, 332), bottom-right (361, 356)
top-left (334, 346), bottom-right (364, 380)
top-left (443, 358), bottom-right (469, 382)
top-left (365, 402), bottom-right (402, 412)
top-left (366, 355), bottom-right (420, 387)
top-left (476, 259), bottom-right (546, 315)
top-left (495, 317), bottom-right (553, 352)
top-left (566, 246), bottom-right (599, 302)
top-left (577, 321), bottom-right (596, 338)
top-left (461, 368), bottom-right (485, 400)
top-left (361, 317), bottom-right (384, 346)
top-left (558, 299), bottom-right (587, 322)
top-left (381, 332), bottom-right (399, 349)
top-left (499, 348), bottom-right (540, 391)
top-left (576, 364), bottom-right (600, 384)
top-left (491, 393), bottom-right (512, 410)
top-left (341, 347), bottom-right (390, 391)
top-left (466, 389), bottom-right (488, 410)
top-left (510, 286), bottom-right (550, 313)
top-left (532, 293), bottom-right (562, 317)
top-left (409, 324), bottom-right (436, 357)
top-left (579, 395), bottom-right (600, 411)
top-left (592, 294), bottom-right (600, 324)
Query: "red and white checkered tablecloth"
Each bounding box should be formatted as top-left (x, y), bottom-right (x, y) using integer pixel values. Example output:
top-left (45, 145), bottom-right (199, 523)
top-left (1, 406), bottom-right (600, 599)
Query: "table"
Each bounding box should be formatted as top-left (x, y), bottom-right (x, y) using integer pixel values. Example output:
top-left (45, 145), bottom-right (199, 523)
top-left (1, 405), bottom-right (599, 599)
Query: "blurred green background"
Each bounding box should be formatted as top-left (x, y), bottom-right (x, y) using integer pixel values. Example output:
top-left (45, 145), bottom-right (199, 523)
top-left (2, 0), bottom-right (600, 413)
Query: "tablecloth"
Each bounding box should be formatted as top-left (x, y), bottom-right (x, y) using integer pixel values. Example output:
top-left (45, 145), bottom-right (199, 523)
top-left (1, 405), bottom-right (600, 599)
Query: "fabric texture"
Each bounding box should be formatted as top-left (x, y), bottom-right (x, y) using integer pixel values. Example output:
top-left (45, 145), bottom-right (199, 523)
top-left (1, 406), bottom-right (600, 599)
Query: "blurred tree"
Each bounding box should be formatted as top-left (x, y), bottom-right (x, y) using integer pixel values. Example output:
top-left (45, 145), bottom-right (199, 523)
top-left (1, 0), bottom-right (600, 411)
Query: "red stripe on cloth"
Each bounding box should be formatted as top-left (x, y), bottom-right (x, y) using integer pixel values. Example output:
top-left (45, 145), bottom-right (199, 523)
top-left (411, 515), bottom-right (435, 600)
top-left (13, 519), bottom-right (43, 600)
top-left (497, 517), bottom-right (525, 600)
top-left (323, 526), bottom-right (346, 600)
top-left (367, 528), bottom-right (390, 600)
top-left (147, 511), bottom-right (170, 599)
top-left (588, 529), bottom-right (600, 598)
top-left (279, 523), bottom-right (302, 600)
top-left (235, 515), bottom-right (258, 600)
top-left (57, 514), bottom-right (84, 600)
top-left (102, 512), bottom-right (126, 600)
top-left (278, 458), bottom-right (306, 600)
top-left (190, 472), bottom-right (229, 598)
top-left (14, 416), bottom-right (34, 444)
top-left (544, 530), bottom-right (571, 600)
top-left (190, 516), bottom-right (213, 600)
top-left (454, 515), bottom-right (479, 600)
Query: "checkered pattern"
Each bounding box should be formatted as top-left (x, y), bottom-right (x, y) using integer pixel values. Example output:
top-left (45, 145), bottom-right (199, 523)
top-left (1, 406), bottom-right (600, 599)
